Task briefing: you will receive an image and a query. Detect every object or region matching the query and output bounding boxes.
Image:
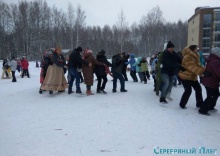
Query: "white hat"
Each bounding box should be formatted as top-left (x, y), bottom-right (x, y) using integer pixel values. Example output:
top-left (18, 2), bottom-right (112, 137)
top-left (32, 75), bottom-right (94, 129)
top-left (211, 47), bottom-right (220, 57)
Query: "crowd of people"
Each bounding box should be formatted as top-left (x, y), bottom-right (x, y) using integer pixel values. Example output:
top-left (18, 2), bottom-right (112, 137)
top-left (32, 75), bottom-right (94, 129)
top-left (150, 41), bottom-right (220, 116)
top-left (1, 56), bottom-right (30, 82)
top-left (2, 43), bottom-right (220, 116)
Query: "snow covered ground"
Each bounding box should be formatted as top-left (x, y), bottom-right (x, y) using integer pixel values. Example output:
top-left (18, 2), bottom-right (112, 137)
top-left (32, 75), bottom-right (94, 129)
top-left (0, 62), bottom-right (219, 156)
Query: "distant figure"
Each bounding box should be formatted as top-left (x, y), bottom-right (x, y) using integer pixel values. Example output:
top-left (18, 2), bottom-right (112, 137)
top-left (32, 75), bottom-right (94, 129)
top-left (16, 58), bottom-right (21, 73)
top-left (21, 57), bottom-right (30, 78)
top-left (8, 56), bottom-right (17, 82)
top-left (1, 59), bottom-right (10, 79)
top-left (36, 61), bottom-right (39, 68)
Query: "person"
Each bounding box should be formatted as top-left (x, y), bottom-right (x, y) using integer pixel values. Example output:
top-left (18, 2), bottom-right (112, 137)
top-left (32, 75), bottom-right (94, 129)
top-left (21, 57), bottom-right (30, 78)
top-left (178, 45), bottom-right (205, 109)
top-left (121, 52), bottom-right (129, 81)
top-left (199, 51), bottom-right (205, 83)
top-left (132, 57), bottom-right (143, 82)
top-left (39, 49), bottom-right (53, 94)
top-left (68, 46), bottom-right (92, 94)
top-left (16, 58), bottom-right (21, 73)
top-left (36, 61), bottom-right (39, 68)
top-left (2, 59), bottom-right (10, 78)
top-left (111, 52), bottom-right (128, 93)
top-left (41, 47), bottom-right (68, 94)
top-left (127, 53), bottom-right (138, 82)
top-left (151, 54), bottom-right (158, 91)
top-left (82, 49), bottom-right (105, 95)
top-left (199, 47), bottom-right (220, 116)
top-left (95, 49), bottom-right (112, 94)
top-left (8, 56), bottom-right (17, 82)
top-left (160, 41), bottom-right (185, 103)
top-left (140, 56), bottom-right (148, 84)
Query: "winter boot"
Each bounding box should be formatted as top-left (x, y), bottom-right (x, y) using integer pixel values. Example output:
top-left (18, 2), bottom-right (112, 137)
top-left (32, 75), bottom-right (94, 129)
top-left (96, 89), bottom-right (102, 93)
top-left (86, 90), bottom-right (94, 96)
top-left (101, 89), bottom-right (107, 94)
top-left (160, 97), bottom-right (168, 104)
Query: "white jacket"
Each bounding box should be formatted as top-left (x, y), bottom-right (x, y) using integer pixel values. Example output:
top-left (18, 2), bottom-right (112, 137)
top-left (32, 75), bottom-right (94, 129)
top-left (8, 60), bottom-right (17, 71)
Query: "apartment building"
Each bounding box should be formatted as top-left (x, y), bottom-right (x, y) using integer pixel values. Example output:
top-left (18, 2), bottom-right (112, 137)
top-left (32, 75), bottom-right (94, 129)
top-left (188, 7), bottom-right (220, 55)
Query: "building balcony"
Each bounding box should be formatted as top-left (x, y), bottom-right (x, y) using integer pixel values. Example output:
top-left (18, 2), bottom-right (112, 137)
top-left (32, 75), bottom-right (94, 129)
top-left (214, 21), bottom-right (220, 24)
top-left (213, 41), bottom-right (220, 44)
top-left (213, 31), bottom-right (220, 34)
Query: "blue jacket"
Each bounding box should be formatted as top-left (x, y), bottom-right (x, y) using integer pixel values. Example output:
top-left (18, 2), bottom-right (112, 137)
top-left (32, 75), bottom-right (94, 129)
top-left (127, 54), bottom-right (136, 71)
top-left (132, 57), bottom-right (142, 73)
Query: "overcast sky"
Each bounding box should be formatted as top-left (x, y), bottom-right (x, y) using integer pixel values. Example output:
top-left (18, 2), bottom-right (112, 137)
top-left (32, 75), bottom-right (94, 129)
top-left (3, 0), bottom-right (220, 27)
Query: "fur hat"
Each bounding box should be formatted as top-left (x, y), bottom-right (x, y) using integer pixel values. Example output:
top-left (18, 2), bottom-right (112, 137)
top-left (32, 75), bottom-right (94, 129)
top-left (211, 47), bottom-right (220, 57)
top-left (166, 41), bottom-right (175, 49)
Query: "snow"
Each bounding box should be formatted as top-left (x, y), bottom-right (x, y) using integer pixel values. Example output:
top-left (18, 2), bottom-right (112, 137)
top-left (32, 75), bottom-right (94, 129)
top-left (0, 62), bottom-right (219, 156)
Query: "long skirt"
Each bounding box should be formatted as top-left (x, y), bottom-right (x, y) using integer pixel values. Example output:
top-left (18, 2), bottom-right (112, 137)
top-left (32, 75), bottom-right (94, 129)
top-left (41, 64), bottom-right (68, 91)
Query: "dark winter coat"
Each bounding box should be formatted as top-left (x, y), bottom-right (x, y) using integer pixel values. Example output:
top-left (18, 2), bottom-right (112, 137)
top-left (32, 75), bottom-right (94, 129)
top-left (68, 49), bottom-right (89, 68)
top-left (111, 54), bottom-right (127, 74)
top-left (95, 53), bottom-right (112, 77)
top-left (161, 49), bottom-right (180, 76)
top-left (82, 53), bottom-right (104, 86)
top-left (202, 54), bottom-right (220, 89)
top-left (21, 59), bottom-right (29, 69)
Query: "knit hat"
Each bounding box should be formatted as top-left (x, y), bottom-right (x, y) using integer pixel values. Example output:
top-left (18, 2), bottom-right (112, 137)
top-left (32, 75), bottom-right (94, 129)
top-left (166, 41), bottom-right (175, 49)
top-left (130, 53), bottom-right (135, 58)
top-left (100, 49), bottom-right (105, 55)
top-left (211, 47), bottom-right (220, 58)
top-left (76, 46), bottom-right (83, 52)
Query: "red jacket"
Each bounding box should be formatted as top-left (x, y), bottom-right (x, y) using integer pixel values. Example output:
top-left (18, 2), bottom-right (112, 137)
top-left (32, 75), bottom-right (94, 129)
top-left (21, 59), bottom-right (29, 69)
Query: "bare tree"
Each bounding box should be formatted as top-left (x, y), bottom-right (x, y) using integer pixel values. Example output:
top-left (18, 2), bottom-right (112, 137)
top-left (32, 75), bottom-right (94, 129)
top-left (67, 2), bottom-right (75, 50)
top-left (116, 10), bottom-right (128, 51)
top-left (75, 5), bottom-right (86, 47)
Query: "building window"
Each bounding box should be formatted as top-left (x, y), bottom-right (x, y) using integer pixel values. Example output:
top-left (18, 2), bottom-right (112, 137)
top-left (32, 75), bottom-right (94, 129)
top-left (215, 13), bottom-right (220, 21)
top-left (203, 28), bottom-right (211, 37)
top-left (202, 38), bottom-right (211, 48)
top-left (214, 43), bottom-right (220, 47)
top-left (215, 34), bottom-right (220, 41)
top-left (215, 23), bottom-right (220, 31)
top-left (203, 49), bottom-right (210, 53)
top-left (203, 14), bottom-right (212, 28)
